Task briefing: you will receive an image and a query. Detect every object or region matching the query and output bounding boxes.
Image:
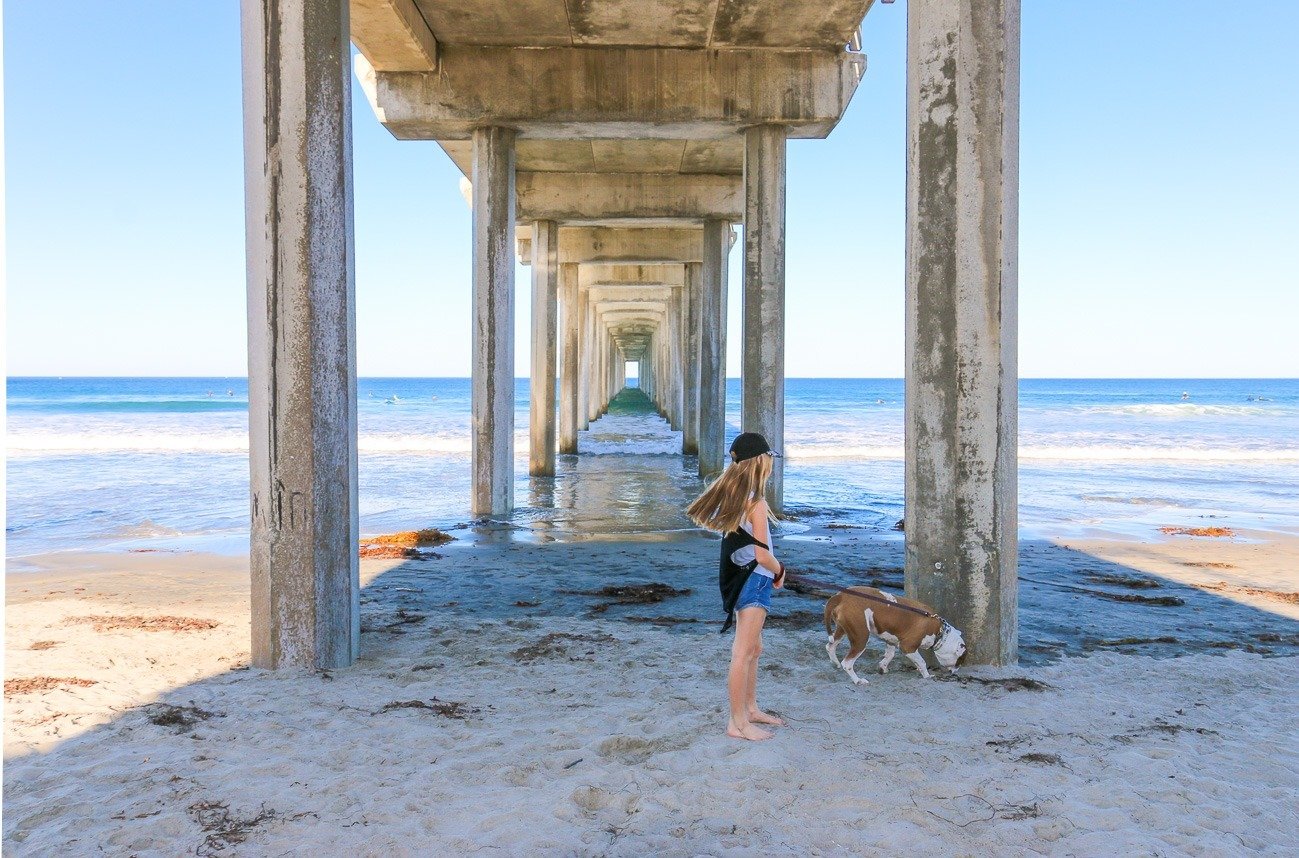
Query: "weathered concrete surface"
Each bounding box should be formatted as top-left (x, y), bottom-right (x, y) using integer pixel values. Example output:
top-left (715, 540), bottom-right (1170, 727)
top-left (559, 228), bottom-right (704, 265)
top-left (471, 126), bottom-right (517, 516)
top-left (579, 289), bottom-right (592, 428)
top-left (357, 47), bottom-right (863, 140)
top-left (697, 219), bottom-right (730, 477)
top-left (516, 172), bottom-right (742, 222)
top-left (407, 0), bottom-right (871, 48)
top-left (529, 220), bottom-right (558, 476)
top-left (350, 0), bottom-right (437, 71)
top-left (904, 0), bottom-right (1020, 667)
top-left (741, 124), bottom-right (787, 510)
top-left (440, 138), bottom-right (743, 179)
top-left (241, 0), bottom-right (359, 670)
top-left (682, 261), bottom-right (702, 454)
top-left (558, 263), bottom-right (580, 454)
top-left (666, 286), bottom-right (684, 429)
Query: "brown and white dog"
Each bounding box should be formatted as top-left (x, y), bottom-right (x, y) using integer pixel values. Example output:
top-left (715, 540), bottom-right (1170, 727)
top-left (823, 587), bottom-right (966, 685)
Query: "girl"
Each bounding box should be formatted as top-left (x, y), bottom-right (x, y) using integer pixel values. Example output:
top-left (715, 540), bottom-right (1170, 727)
top-left (687, 432), bottom-right (786, 741)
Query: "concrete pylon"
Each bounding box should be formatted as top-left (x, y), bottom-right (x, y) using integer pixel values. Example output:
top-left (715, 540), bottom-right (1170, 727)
top-left (578, 288), bottom-right (590, 430)
top-left (558, 263), bottom-right (580, 453)
top-left (241, 0), bottom-right (359, 670)
top-left (667, 287), bottom-right (683, 430)
top-left (904, 0), bottom-right (1020, 666)
top-left (682, 263), bottom-right (701, 455)
top-left (742, 124), bottom-right (787, 512)
top-left (698, 219), bottom-right (730, 478)
top-left (471, 126), bottom-right (517, 516)
top-left (529, 219), bottom-right (558, 476)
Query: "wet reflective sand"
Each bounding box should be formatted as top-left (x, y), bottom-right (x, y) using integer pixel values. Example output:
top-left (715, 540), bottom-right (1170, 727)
top-left (500, 389), bottom-right (705, 543)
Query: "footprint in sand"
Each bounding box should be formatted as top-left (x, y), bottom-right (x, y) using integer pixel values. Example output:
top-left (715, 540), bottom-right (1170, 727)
top-left (596, 734), bottom-right (683, 765)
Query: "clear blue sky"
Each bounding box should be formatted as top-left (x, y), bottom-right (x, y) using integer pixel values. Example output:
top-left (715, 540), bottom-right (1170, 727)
top-left (5, 1), bottom-right (1297, 378)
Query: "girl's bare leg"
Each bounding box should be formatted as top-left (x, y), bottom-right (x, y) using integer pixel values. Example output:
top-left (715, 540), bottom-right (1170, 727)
top-left (727, 608), bottom-right (772, 740)
top-left (745, 627), bottom-right (785, 726)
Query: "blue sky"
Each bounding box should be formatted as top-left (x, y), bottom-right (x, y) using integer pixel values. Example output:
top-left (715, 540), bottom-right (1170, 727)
top-left (5, 1), bottom-right (1297, 378)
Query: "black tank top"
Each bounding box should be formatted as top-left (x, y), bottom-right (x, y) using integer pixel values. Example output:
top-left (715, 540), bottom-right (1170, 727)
top-left (718, 526), bottom-right (767, 633)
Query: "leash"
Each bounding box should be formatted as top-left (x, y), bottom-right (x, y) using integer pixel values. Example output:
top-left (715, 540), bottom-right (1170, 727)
top-left (780, 569), bottom-right (940, 620)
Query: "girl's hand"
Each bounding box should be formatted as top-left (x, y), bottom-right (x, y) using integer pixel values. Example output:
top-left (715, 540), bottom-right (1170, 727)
top-left (773, 562), bottom-right (786, 589)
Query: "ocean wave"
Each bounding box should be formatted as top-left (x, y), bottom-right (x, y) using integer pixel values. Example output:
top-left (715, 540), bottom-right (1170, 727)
top-left (1079, 403), bottom-right (1277, 417)
top-left (783, 444), bottom-right (1299, 462)
top-left (7, 400), bottom-right (247, 413)
top-left (8, 433), bottom-right (1298, 463)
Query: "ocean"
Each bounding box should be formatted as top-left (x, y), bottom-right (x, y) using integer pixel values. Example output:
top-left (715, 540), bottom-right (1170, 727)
top-left (6, 377), bottom-right (1299, 559)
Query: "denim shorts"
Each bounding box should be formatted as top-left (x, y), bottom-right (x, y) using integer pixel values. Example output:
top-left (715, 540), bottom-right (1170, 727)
top-left (735, 572), bottom-right (773, 613)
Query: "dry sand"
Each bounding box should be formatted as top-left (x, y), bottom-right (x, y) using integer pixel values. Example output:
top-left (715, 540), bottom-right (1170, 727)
top-left (5, 530), bottom-right (1299, 855)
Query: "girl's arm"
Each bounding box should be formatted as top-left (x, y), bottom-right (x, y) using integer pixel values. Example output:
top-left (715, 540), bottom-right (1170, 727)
top-left (749, 500), bottom-right (784, 582)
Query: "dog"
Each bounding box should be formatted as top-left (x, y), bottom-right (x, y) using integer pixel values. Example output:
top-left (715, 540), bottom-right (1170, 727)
top-left (823, 586), bottom-right (966, 685)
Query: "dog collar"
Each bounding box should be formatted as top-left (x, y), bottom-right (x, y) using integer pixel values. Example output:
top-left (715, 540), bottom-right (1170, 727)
top-left (933, 620), bottom-right (954, 651)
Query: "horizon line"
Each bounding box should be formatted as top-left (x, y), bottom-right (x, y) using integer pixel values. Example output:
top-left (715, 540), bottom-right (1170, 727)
top-left (8, 375), bottom-right (1299, 382)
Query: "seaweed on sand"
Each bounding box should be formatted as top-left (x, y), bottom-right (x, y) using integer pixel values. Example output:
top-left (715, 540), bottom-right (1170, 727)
top-left (513, 631), bottom-right (616, 662)
top-left (379, 698), bottom-right (482, 719)
top-left (566, 583), bottom-right (691, 605)
top-left (146, 702), bottom-right (221, 733)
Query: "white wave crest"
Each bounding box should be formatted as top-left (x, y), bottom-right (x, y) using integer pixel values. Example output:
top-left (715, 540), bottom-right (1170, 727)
top-left (783, 444), bottom-right (1299, 463)
top-left (1082, 403), bottom-right (1274, 417)
top-left (9, 432), bottom-right (1297, 464)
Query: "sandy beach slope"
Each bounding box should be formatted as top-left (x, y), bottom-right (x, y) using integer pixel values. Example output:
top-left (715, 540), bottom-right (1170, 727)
top-left (5, 530), bottom-right (1299, 855)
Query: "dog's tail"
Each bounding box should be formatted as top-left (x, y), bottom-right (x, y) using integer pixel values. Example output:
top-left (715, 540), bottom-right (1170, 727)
top-left (823, 595), bottom-right (837, 637)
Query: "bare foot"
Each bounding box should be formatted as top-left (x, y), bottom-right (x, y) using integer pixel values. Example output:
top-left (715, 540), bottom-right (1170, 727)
top-left (726, 719), bottom-right (774, 741)
top-left (748, 708), bottom-right (785, 726)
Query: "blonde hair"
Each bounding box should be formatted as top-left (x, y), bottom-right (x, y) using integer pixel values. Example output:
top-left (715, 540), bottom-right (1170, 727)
top-left (687, 454), bottom-right (774, 534)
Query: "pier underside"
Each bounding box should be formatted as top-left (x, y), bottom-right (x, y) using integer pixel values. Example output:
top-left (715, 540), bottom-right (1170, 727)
top-left (240, 0), bottom-right (1021, 668)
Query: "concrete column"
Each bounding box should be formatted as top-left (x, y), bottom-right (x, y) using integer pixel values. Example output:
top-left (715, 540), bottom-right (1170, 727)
top-left (558, 263), bottom-right (580, 453)
top-left (667, 287), bottom-right (683, 430)
top-left (698, 219), bottom-right (729, 478)
top-left (904, 0), bottom-right (1020, 666)
top-left (587, 307), bottom-right (602, 423)
top-left (529, 219), bottom-right (558, 476)
top-left (471, 125), bottom-right (517, 516)
top-left (742, 124), bottom-right (787, 511)
top-left (578, 287), bottom-right (590, 430)
top-left (241, 0), bottom-right (359, 670)
top-left (682, 264), bottom-right (700, 454)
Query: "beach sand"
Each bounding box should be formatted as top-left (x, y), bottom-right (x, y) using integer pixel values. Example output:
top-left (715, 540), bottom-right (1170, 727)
top-left (6, 526), bottom-right (1299, 855)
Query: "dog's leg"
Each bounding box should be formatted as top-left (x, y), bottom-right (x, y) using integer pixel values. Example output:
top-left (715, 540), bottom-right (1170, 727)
top-left (904, 650), bottom-right (932, 679)
top-left (825, 626), bottom-right (845, 667)
top-left (840, 647), bottom-right (869, 686)
top-left (878, 644), bottom-right (897, 674)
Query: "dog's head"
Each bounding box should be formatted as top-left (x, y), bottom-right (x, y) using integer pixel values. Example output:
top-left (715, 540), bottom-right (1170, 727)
top-left (932, 622), bottom-right (966, 671)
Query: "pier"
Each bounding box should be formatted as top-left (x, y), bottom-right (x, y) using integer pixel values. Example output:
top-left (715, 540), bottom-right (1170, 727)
top-left (240, 0), bottom-right (1020, 668)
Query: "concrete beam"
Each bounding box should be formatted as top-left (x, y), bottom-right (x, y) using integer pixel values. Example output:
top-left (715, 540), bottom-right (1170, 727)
top-left (517, 172), bottom-right (742, 222)
top-left (579, 263), bottom-right (686, 287)
top-left (587, 286), bottom-right (676, 302)
top-left (560, 227), bottom-right (707, 264)
top-left (471, 126), bottom-right (517, 516)
top-left (350, 0), bottom-right (438, 72)
top-left (242, 0), bottom-right (360, 670)
top-left (356, 46), bottom-right (863, 140)
top-left (904, 0), bottom-right (1020, 667)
